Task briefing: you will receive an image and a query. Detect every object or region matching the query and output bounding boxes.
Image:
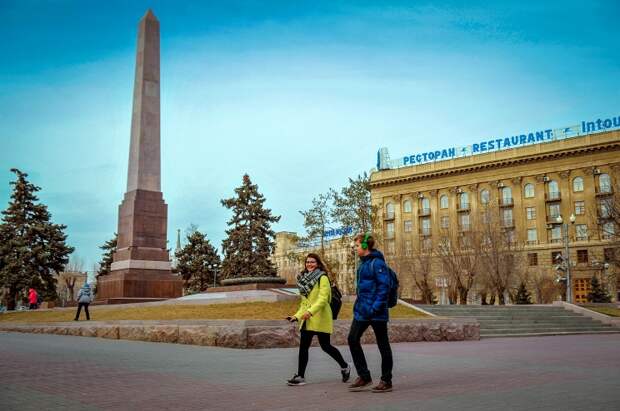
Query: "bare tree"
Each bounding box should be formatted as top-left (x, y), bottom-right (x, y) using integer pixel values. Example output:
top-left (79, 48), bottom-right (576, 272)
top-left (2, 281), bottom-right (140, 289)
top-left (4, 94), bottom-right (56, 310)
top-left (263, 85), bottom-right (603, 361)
top-left (62, 255), bottom-right (85, 302)
top-left (299, 192), bottom-right (332, 256)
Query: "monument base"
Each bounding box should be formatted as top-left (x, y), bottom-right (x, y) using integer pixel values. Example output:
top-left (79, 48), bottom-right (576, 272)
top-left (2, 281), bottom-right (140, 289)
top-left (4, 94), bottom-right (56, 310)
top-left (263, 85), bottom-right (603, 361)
top-left (96, 269), bottom-right (182, 303)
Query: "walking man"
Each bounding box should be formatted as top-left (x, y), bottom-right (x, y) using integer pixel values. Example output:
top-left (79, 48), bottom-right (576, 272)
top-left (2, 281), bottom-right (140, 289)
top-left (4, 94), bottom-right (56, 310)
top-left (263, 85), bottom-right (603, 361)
top-left (347, 233), bottom-right (393, 393)
top-left (74, 283), bottom-right (92, 321)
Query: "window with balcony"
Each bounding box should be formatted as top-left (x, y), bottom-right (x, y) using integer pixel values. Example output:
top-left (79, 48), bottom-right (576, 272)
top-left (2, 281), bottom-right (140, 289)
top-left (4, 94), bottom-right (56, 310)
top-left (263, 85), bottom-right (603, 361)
top-left (550, 226), bottom-right (562, 243)
top-left (524, 183), bottom-right (535, 198)
top-left (421, 217), bottom-right (431, 236)
top-left (528, 253), bottom-right (538, 266)
top-left (572, 177), bottom-right (584, 192)
top-left (548, 203), bottom-right (561, 219)
top-left (460, 213), bottom-right (470, 231)
top-left (602, 221), bottom-right (615, 239)
top-left (385, 202), bottom-right (395, 219)
top-left (577, 249), bottom-right (588, 264)
top-left (575, 224), bottom-right (588, 241)
top-left (403, 220), bottom-right (413, 233)
top-left (599, 201), bottom-right (611, 218)
top-left (440, 194), bottom-right (449, 209)
top-left (441, 216), bottom-right (450, 229)
top-left (403, 200), bottom-right (412, 213)
top-left (575, 201), bottom-right (585, 215)
top-left (419, 197), bottom-right (431, 215)
top-left (422, 237), bottom-right (432, 251)
top-left (502, 208), bottom-right (513, 227)
top-left (501, 186), bottom-right (512, 205)
top-left (526, 207), bottom-right (536, 220)
top-left (599, 173), bottom-right (611, 193)
top-left (480, 189), bottom-right (490, 205)
top-left (527, 229), bottom-right (537, 245)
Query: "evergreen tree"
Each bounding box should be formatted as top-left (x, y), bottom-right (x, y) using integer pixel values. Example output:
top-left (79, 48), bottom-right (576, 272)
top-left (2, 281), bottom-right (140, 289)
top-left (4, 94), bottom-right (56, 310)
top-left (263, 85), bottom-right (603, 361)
top-left (587, 276), bottom-right (611, 303)
top-left (514, 281), bottom-right (533, 304)
top-left (220, 174), bottom-right (280, 279)
top-left (175, 229), bottom-right (221, 293)
top-left (0, 169), bottom-right (74, 309)
top-left (96, 234), bottom-right (118, 278)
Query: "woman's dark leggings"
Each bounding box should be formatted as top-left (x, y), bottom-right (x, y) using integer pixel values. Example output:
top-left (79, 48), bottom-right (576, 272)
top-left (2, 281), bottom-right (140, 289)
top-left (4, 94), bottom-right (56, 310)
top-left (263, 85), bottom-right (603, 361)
top-left (297, 329), bottom-right (348, 378)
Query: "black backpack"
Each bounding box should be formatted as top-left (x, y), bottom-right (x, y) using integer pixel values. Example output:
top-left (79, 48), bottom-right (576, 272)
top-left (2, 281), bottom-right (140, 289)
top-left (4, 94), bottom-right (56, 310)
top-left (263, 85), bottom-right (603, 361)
top-left (324, 276), bottom-right (343, 320)
top-left (371, 260), bottom-right (399, 308)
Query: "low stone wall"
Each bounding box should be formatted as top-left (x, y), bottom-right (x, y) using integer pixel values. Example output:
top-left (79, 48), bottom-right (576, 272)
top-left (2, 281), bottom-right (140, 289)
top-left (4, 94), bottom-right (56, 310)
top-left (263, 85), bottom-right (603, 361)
top-left (0, 318), bottom-right (479, 348)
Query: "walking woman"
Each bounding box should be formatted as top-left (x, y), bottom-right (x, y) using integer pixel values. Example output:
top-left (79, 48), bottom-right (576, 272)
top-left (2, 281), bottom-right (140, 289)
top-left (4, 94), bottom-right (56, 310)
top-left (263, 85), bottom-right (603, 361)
top-left (286, 253), bottom-right (350, 386)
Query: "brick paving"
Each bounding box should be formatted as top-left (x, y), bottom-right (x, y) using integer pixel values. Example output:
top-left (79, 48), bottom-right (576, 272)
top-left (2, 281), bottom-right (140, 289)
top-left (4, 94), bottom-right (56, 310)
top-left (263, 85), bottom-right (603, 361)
top-left (1, 332), bottom-right (619, 411)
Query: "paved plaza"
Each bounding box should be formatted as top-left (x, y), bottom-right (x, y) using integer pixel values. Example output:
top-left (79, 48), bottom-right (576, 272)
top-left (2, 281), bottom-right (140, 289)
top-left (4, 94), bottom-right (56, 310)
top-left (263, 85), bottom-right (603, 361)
top-left (1, 332), bottom-right (619, 411)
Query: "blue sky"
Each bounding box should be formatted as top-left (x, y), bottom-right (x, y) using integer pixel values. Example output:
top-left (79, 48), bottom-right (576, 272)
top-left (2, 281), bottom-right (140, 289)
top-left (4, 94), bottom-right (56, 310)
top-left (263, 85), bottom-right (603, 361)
top-left (1, 0), bottom-right (619, 271)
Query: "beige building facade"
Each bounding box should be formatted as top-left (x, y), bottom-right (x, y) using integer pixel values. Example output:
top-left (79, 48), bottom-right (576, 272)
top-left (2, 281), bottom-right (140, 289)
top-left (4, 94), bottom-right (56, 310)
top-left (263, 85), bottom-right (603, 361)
top-left (370, 130), bottom-right (620, 303)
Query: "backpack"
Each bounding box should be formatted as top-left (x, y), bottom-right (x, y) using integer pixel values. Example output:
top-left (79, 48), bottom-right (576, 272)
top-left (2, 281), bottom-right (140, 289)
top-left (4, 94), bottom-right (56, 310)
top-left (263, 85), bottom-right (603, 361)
top-left (371, 260), bottom-right (400, 308)
top-left (323, 275), bottom-right (343, 320)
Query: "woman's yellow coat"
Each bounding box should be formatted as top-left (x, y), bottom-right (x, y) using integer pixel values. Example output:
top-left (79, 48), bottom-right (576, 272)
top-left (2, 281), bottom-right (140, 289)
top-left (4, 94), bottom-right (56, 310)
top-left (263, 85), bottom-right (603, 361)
top-left (294, 275), bottom-right (333, 334)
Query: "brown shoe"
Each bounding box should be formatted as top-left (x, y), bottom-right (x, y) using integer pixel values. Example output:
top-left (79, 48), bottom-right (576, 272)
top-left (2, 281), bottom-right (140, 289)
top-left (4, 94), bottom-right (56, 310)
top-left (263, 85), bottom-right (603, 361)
top-left (348, 376), bottom-right (372, 392)
top-left (371, 380), bottom-right (393, 393)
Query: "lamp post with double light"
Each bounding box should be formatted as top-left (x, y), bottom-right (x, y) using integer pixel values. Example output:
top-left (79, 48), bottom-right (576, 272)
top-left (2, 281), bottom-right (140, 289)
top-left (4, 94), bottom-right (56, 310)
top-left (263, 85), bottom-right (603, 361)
top-left (556, 213), bottom-right (576, 303)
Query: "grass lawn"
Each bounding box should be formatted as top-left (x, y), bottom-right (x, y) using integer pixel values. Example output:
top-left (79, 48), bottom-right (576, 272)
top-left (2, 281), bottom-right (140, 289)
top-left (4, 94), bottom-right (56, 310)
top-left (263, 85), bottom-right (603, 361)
top-left (583, 306), bottom-right (620, 317)
top-left (0, 301), bottom-right (427, 323)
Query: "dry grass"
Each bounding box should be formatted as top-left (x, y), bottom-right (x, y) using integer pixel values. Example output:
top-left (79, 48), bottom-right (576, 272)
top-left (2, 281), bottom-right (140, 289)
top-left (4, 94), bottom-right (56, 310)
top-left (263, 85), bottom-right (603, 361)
top-left (0, 301), bottom-right (427, 323)
top-left (584, 306), bottom-right (620, 317)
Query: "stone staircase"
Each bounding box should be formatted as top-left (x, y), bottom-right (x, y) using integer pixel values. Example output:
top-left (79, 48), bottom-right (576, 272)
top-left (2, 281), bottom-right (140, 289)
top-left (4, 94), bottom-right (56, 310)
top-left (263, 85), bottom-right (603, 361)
top-left (416, 305), bottom-right (620, 338)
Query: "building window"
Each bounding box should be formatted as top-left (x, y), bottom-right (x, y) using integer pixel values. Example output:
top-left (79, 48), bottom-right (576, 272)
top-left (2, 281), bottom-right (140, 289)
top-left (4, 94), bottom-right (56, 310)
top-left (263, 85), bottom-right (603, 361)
top-left (599, 201), bottom-right (611, 218)
top-left (460, 213), bottom-right (470, 230)
top-left (404, 220), bottom-right (412, 233)
top-left (549, 203), bottom-right (561, 219)
top-left (602, 222), bottom-right (615, 239)
top-left (501, 186), bottom-right (512, 203)
top-left (604, 248), bottom-right (616, 262)
top-left (573, 177), bottom-right (584, 192)
top-left (420, 197), bottom-right (430, 214)
top-left (459, 192), bottom-right (469, 209)
top-left (548, 180), bottom-right (559, 196)
top-left (403, 200), bottom-right (412, 213)
top-left (480, 189), bottom-right (490, 205)
top-left (441, 216), bottom-right (450, 229)
top-left (528, 253), bottom-right (538, 266)
top-left (577, 249), bottom-right (588, 264)
top-left (481, 211), bottom-right (490, 224)
top-left (575, 224), bottom-right (588, 241)
top-left (421, 217), bottom-right (431, 236)
top-left (551, 251), bottom-right (562, 263)
top-left (385, 202), bottom-right (395, 219)
top-left (550, 226), bottom-right (562, 243)
top-left (440, 194), bottom-right (449, 209)
top-left (386, 240), bottom-right (395, 255)
top-left (524, 183), bottom-right (535, 198)
top-left (404, 240), bottom-right (412, 257)
top-left (575, 201), bottom-right (585, 215)
top-left (502, 208), bottom-right (513, 226)
top-left (527, 229), bottom-right (537, 245)
top-left (526, 207), bottom-right (536, 220)
top-left (599, 173), bottom-right (612, 193)
top-left (386, 222), bottom-right (395, 239)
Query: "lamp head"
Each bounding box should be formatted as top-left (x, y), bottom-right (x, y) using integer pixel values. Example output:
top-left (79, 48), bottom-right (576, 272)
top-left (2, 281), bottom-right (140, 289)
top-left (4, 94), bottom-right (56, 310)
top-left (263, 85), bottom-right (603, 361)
top-left (569, 213), bottom-right (576, 223)
top-left (556, 215), bottom-right (563, 224)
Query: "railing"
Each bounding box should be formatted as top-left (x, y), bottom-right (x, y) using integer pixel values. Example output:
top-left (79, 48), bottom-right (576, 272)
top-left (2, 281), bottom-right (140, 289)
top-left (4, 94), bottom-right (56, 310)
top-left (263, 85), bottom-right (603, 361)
top-left (457, 202), bottom-right (470, 212)
top-left (419, 228), bottom-right (432, 236)
top-left (595, 186), bottom-right (613, 196)
top-left (501, 219), bottom-right (515, 228)
top-left (546, 214), bottom-right (561, 223)
top-left (384, 212), bottom-right (395, 220)
top-left (499, 197), bottom-right (513, 207)
top-left (526, 240), bottom-right (539, 245)
top-left (545, 191), bottom-right (562, 201)
top-left (418, 208), bottom-right (431, 216)
top-left (550, 238), bottom-right (563, 244)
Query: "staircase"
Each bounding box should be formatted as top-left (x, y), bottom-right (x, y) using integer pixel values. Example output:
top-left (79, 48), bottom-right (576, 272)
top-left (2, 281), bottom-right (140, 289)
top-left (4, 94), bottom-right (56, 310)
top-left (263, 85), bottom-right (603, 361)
top-left (416, 305), bottom-right (620, 338)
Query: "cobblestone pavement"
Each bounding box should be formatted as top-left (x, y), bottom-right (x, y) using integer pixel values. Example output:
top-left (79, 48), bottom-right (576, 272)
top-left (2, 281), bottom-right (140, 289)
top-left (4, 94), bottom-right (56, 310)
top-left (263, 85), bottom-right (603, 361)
top-left (1, 332), bottom-right (618, 411)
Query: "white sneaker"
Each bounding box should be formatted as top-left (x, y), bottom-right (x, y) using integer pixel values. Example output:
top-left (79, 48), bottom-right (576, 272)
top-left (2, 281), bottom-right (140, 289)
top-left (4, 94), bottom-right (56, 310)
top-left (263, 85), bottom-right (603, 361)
top-left (287, 374), bottom-right (306, 386)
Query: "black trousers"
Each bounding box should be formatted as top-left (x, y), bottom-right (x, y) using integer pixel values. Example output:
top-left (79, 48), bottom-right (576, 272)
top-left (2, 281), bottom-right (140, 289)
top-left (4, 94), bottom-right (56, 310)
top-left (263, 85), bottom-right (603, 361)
top-left (75, 303), bottom-right (90, 320)
top-left (297, 328), bottom-right (348, 378)
top-left (347, 319), bottom-right (393, 383)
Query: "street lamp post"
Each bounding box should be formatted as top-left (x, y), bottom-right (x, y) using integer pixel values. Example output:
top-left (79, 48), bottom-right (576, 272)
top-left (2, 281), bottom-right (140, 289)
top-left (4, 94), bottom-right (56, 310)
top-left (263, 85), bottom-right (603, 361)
top-left (556, 213), bottom-right (576, 303)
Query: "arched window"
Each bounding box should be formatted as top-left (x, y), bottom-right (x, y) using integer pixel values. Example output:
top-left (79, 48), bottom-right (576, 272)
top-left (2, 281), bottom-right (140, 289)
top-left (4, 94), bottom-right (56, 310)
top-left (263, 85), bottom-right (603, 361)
top-left (459, 192), bottom-right (469, 209)
top-left (385, 202), bottom-right (395, 219)
top-left (524, 183), bottom-right (535, 198)
top-left (572, 177), bottom-right (584, 192)
top-left (403, 200), bottom-right (412, 213)
top-left (480, 189), bottom-right (490, 205)
top-left (440, 195), bottom-right (449, 209)
top-left (548, 180), bottom-right (559, 194)
top-left (421, 197), bottom-right (430, 210)
top-left (599, 173), bottom-right (612, 193)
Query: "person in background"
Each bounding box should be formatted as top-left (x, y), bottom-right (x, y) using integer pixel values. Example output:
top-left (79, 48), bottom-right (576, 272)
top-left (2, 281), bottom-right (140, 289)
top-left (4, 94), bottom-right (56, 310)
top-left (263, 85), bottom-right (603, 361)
top-left (28, 288), bottom-right (38, 310)
top-left (74, 283), bottom-right (92, 321)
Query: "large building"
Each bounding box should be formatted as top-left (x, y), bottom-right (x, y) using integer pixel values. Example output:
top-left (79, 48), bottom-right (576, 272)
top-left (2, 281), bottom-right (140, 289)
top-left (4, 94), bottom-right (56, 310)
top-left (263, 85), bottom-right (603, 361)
top-left (370, 128), bottom-right (619, 303)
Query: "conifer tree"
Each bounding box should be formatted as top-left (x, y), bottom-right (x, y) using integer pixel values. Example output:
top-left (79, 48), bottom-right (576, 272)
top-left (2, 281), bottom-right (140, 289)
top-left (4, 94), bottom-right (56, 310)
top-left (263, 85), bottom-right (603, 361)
top-left (514, 281), bottom-right (533, 304)
top-left (220, 174), bottom-right (280, 279)
top-left (0, 169), bottom-right (74, 309)
top-left (96, 234), bottom-right (118, 278)
top-left (175, 229), bottom-right (221, 293)
top-left (587, 276), bottom-right (611, 303)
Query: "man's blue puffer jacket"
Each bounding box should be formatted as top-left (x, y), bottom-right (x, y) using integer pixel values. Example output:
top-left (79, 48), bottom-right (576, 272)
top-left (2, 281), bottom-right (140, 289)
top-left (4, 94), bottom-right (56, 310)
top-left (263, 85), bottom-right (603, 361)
top-left (353, 249), bottom-right (390, 321)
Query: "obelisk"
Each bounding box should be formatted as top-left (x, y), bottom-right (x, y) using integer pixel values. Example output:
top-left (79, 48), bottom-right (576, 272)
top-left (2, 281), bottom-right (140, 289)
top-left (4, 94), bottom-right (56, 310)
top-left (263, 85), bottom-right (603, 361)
top-left (97, 9), bottom-right (182, 303)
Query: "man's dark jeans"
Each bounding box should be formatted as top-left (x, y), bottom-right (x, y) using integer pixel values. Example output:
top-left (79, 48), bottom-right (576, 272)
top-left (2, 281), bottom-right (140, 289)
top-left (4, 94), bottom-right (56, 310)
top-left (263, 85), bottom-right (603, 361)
top-left (347, 319), bottom-right (393, 384)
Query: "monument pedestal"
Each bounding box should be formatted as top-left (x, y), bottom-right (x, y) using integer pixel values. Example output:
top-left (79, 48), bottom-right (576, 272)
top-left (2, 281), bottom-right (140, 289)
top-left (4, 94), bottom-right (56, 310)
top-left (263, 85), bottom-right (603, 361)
top-left (96, 270), bottom-right (182, 303)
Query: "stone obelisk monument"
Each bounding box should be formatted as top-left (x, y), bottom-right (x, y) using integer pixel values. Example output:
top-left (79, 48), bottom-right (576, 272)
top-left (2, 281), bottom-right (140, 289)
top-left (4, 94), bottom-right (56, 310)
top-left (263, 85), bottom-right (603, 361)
top-left (97, 10), bottom-right (182, 303)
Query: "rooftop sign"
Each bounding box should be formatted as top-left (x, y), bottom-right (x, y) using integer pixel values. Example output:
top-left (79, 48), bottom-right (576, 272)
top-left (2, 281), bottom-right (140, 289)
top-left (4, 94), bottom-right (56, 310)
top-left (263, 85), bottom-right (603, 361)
top-left (377, 114), bottom-right (620, 170)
